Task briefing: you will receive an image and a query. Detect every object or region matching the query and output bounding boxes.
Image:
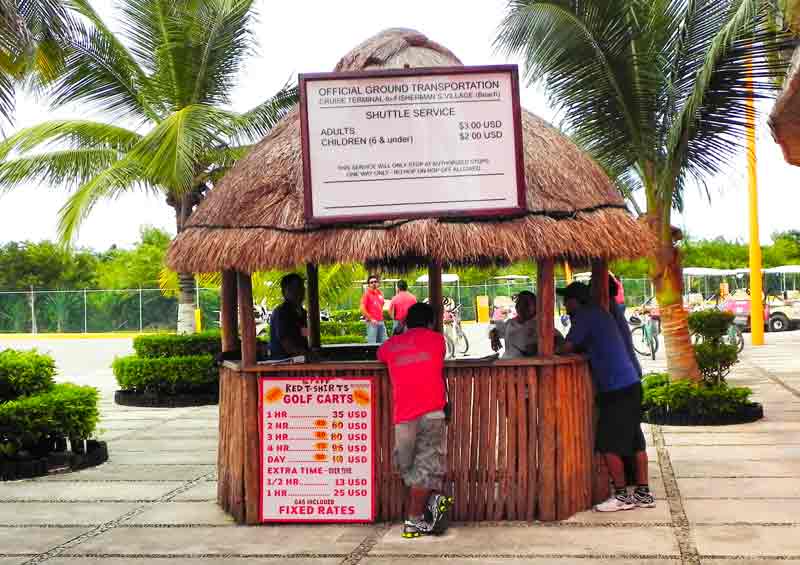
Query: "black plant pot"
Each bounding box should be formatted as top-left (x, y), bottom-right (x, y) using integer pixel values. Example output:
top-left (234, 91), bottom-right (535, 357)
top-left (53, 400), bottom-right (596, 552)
top-left (643, 402), bottom-right (764, 426)
top-left (114, 389), bottom-right (219, 408)
top-left (1, 440), bottom-right (108, 481)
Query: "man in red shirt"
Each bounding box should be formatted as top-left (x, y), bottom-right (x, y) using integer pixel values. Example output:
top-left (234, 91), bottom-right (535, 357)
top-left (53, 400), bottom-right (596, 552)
top-left (377, 302), bottom-right (453, 538)
top-left (361, 274), bottom-right (387, 343)
top-left (388, 279), bottom-right (417, 336)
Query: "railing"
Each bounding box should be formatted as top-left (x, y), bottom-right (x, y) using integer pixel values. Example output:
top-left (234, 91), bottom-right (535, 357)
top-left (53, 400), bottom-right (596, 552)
top-left (0, 288), bottom-right (222, 334)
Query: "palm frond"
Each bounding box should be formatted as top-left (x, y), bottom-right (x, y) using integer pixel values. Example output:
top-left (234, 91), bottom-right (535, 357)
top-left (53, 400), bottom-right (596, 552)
top-left (126, 103), bottom-right (234, 193)
top-left (0, 148), bottom-right (120, 192)
top-left (318, 264), bottom-right (363, 308)
top-left (0, 65), bottom-right (13, 126)
top-left (119, 0), bottom-right (187, 108)
top-left (187, 0), bottom-right (256, 106)
top-left (57, 158), bottom-right (151, 243)
top-left (665, 0), bottom-right (795, 191)
top-left (0, 120), bottom-right (141, 159)
top-left (231, 82), bottom-right (298, 144)
top-left (49, 19), bottom-right (157, 122)
top-left (158, 267), bottom-right (220, 298)
top-left (495, 0), bottom-right (648, 182)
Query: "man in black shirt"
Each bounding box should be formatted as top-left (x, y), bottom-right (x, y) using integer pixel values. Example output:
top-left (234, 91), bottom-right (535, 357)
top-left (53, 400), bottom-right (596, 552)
top-left (270, 273), bottom-right (310, 359)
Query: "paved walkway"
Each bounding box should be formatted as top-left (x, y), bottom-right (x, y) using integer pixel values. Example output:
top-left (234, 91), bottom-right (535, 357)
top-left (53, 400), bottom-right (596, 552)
top-left (0, 332), bottom-right (799, 564)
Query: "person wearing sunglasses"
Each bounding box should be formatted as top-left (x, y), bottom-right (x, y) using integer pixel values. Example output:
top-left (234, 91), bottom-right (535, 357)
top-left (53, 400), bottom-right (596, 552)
top-left (361, 274), bottom-right (387, 343)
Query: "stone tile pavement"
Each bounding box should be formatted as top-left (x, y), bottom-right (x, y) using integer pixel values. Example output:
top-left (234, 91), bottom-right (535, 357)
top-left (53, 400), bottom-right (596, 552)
top-left (0, 332), bottom-right (798, 564)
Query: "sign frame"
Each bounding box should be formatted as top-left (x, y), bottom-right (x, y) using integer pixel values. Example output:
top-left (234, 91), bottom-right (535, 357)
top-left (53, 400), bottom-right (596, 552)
top-left (258, 375), bottom-right (377, 524)
top-left (298, 64), bottom-right (527, 224)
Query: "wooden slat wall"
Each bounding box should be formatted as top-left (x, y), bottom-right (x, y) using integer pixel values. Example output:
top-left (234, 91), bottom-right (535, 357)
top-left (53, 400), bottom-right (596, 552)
top-left (217, 359), bottom-right (595, 524)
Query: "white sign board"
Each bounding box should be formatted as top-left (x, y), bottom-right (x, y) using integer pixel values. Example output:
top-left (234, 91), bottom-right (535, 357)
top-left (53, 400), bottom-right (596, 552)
top-left (259, 376), bottom-right (375, 523)
top-left (299, 65), bottom-right (525, 223)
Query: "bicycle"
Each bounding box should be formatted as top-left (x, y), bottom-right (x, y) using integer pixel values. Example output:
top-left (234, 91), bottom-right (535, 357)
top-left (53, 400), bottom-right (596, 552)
top-left (443, 298), bottom-right (469, 358)
top-left (629, 310), bottom-right (659, 360)
top-left (692, 321), bottom-right (744, 353)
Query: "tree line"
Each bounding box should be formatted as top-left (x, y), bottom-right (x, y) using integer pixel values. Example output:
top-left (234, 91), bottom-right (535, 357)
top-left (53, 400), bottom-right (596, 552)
top-left (2, 228), bottom-right (798, 292)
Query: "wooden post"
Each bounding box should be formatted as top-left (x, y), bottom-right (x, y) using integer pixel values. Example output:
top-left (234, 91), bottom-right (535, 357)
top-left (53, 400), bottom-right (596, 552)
top-left (220, 270), bottom-right (239, 353)
top-left (537, 259), bottom-right (556, 356)
top-left (429, 260), bottom-right (443, 333)
top-left (591, 260), bottom-right (610, 311)
top-left (306, 263), bottom-right (321, 349)
top-left (237, 272), bottom-right (257, 367)
top-left (536, 259), bottom-right (557, 520)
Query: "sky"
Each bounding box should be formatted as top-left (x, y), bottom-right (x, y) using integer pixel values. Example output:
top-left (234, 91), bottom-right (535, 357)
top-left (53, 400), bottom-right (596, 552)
top-left (0, 0), bottom-right (798, 251)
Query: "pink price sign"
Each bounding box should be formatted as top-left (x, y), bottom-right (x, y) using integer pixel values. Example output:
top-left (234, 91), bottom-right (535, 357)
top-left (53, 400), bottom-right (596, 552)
top-left (259, 376), bottom-right (375, 523)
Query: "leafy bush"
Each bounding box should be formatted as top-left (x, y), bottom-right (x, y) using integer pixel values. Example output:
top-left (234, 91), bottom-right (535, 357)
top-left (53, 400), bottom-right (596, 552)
top-left (321, 321), bottom-right (370, 336)
top-left (113, 355), bottom-right (217, 394)
top-left (688, 310), bottom-right (739, 385)
top-left (694, 341), bottom-right (739, 384)
top-left (642, 375), bottom-right (753, 418)
top-left (0, 383), bottom-right (99, 449)
top-left (689, 310), bottom-right (735, 342)
top-left (642, 372), bottom-right (670, 392)
top-left (327, 309), bottom-right (391, 323)
top-left (328, 309), bottom-right (363, 323)
top-left (0, 349), bottom-right (56, 401)
top-left (133, 332), bottom-right (225, 358)
top-left (321, 335), bottom-right (367, 345)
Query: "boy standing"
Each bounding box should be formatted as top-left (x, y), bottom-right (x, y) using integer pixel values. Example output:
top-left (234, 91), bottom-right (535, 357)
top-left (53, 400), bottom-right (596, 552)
top-left (557, 282), bottom-right (655, 512)
top-left (377, 302), bottom-right (453, 537)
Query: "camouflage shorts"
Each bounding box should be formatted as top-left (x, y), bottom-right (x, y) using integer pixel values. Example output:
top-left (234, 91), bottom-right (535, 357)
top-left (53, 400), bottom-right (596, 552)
top-left (393, 411), bottom-right (446, 490)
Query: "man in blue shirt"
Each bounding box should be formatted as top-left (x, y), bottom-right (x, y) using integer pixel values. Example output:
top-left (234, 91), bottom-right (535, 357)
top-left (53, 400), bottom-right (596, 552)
top-left (557, 282), bottom-right (655, 512)
top-left (270, 274), bottom-right (310, 359)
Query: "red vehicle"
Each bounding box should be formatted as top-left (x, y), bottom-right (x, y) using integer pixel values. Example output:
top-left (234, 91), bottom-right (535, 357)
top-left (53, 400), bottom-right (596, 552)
top-left (722, 291), bottom-right (798, 332)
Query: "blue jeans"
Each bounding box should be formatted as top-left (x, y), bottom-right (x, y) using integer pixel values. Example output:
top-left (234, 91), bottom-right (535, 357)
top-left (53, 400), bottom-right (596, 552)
top-left (367, 321), bottom-right (387, 344)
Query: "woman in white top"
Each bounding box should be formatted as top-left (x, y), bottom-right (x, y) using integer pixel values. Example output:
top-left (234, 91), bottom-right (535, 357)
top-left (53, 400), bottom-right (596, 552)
top-left (489, 291), bottom-right (538, 358)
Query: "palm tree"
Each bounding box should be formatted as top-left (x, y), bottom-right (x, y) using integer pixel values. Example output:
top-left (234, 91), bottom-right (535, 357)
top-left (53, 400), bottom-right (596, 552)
top-left (0, 0), bottom-right (296, 333)
top-left (496, 0), bottom-right (794, 380)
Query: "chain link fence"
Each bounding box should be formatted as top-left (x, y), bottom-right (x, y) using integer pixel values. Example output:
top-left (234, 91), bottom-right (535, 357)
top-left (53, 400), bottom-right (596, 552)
top-left (0, 278), bottom-right (655, 333)
top-left (333, 278), bottom-right (654, 322)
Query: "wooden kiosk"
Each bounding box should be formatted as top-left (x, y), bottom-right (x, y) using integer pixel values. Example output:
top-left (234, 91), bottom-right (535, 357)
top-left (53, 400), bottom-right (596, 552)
top-left (167, 29), bottom-right (651, 525)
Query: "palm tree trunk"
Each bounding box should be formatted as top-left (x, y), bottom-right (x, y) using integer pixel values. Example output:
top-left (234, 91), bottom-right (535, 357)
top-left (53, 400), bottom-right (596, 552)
top-left (175, 194), bottom-right (196, 334)
top-left (176, 272), bottom-right (196, 334)
top-left (648, 203), bottom-right (700, 382)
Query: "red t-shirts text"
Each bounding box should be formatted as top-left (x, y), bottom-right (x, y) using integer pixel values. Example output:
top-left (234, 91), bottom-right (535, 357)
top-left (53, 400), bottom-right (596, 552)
top-left (378, 328), bottom-right (446, 424)
top-left (389, 291), bottom-right (417, 322)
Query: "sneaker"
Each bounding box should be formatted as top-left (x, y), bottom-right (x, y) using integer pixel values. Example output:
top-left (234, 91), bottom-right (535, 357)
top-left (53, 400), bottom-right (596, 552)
top-left (402, 517), bottom-right (433, 539)
top-left (426, 493), bottom-right (454, 535)
top-left (594, 492), bottom-right (635, 512)
top-left (632, 487), bottom-right (656, 508)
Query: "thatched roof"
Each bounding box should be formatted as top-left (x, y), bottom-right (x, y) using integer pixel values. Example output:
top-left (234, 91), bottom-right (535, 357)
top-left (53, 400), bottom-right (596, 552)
top-left (770, 46), bottom-right (800, 166)
top-left (168, 28), bottom-right (651, 273)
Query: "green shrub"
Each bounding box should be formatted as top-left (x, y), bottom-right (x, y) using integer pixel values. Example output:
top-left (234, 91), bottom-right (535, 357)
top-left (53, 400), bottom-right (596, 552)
top-left (321, 335), bottom-right (367, 345)
top-left (0, 349), bottom-right (56, 401)
top-left (0, 383), bottom-right (99, 448)
top-left (133, 332), bottom-right (225, 358)
top-left (328, 309), bottom-right (362, 323)
top-left (642, 372), bottom-right (670, 392)
top-left (321, 321), bottom-right (366, 336)
top-left (695, 342), bottom-right (739, 384)
top-left (688, 310), bottom-right (739, 385)
top-left (689, 310), bottom-right (735, 342)
top-left (642, 378), bottom-right (752, 418)
top-left (112, 355), bottom-right (217, 395)
top-left (327, 309), bottom-right (391, 322)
